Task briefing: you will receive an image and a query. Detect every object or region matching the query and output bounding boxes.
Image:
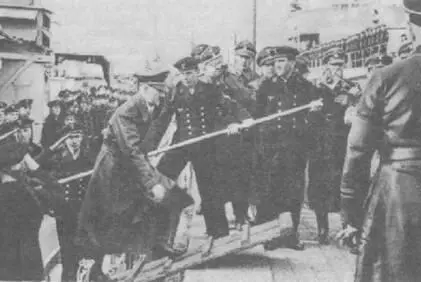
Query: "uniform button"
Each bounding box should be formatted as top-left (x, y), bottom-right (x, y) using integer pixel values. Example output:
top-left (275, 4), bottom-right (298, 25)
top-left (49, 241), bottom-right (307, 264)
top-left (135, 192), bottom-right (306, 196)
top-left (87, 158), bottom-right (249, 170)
top-left (65, 190), bottom-right (69, 194)
top-left (186, 113), bottom-right (190, 117)
top-left (200, 106), bottom-right (205, 110)
top-left (277, 102), bottom-right (282, 106)
top-left (188, 125), bottom-right (192, 129)
top-left (277, 125), bottom-right (281, 129)
top-left (202, 131), bottom-right (206, 134)
top-left (277, 118), bottom-right (281, 121)
top-left (201, 125), bottom-right (206, 128)
top-left (278, 110), bottom-right (282, 113)
top-left (188, 132), bottom-right (193, 135)
top-left (65, 197), bottom-right (69, 201)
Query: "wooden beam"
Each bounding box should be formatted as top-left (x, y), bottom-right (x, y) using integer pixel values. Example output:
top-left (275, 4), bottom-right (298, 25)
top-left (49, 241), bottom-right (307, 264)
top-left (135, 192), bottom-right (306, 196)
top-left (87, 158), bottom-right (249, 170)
top-left (0, 52), bottom-right (53, 63)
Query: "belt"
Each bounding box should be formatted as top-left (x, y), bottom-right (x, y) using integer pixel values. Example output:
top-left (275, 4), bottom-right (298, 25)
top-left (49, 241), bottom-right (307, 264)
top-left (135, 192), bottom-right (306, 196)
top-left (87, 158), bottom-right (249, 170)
top-left (383, 147), bottom-right (421, 161)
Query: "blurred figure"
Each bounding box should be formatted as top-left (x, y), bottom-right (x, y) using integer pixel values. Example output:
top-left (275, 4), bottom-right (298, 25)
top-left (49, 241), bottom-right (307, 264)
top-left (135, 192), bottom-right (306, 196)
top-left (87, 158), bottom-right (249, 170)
top-left (338, 2), bottom-right (421, 280)
top-left (41, 99), bottom-right (64, 149)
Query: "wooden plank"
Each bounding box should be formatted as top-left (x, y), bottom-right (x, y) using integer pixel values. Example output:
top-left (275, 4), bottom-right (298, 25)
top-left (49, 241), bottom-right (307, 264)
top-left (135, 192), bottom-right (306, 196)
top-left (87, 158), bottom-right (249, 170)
top-left (184, 248), bottom-right (272, 282)
top-left (133, 219), bottom-right (284, 282)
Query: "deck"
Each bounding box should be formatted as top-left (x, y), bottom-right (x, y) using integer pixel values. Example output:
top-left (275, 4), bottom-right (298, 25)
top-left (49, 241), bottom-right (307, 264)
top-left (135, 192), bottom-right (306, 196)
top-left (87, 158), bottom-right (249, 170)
top-left (40, 207), bottom-right (355, 282)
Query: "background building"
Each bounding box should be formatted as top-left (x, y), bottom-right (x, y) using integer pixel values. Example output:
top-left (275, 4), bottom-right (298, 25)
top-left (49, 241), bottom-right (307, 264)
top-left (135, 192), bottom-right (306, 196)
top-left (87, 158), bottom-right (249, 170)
top-left (0, 0), bottom-right (53, 142)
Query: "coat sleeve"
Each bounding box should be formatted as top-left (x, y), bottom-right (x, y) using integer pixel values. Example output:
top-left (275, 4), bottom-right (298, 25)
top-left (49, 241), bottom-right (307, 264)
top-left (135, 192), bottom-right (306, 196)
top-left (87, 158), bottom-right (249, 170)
top-left (141, 91), bottom-right (175, 152)
top-left (340, 70), bottom-right (383, 228)
top-left (110, 96), bottom-right (161, 192)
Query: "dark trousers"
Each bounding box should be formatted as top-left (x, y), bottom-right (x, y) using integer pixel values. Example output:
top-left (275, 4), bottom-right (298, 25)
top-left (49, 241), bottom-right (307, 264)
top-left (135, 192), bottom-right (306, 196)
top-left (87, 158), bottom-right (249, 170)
top-left (158, 141), bottom-right (229, 238)
top-left (308, 129), bottom-right (347, 214)
top-left (254, 146), bottom-right (306, 231)
top-left (56, 206), bottom-right (82, 282)
top-left (213, 135), bottom-right (254, 225)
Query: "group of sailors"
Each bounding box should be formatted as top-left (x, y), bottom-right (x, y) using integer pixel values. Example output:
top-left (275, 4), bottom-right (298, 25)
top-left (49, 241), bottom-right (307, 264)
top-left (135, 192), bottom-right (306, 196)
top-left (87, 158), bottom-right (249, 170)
top-left (0, 87), bottom-right (131, 281)
top-left (1, 2), bottom-right (421, 280)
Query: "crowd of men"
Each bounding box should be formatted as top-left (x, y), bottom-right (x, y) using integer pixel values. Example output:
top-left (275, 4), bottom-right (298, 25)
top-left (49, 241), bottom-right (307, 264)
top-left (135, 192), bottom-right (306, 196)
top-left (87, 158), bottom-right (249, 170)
top-left (0, 2), bottom-right (419, 280)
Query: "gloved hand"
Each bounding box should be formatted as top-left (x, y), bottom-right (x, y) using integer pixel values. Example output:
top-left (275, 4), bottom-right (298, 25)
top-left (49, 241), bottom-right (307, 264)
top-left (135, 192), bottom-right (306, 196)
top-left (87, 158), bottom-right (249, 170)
top-left (248, 204), bottom-right (257, 223)
top-left (336, 224), bottom-right (359, 248)
top-left (150, 184), bottom-right (166, 203)
top-left (226, 123), bottom-right (242, 135)
top-left (241, 118), bottom-right (256, 129)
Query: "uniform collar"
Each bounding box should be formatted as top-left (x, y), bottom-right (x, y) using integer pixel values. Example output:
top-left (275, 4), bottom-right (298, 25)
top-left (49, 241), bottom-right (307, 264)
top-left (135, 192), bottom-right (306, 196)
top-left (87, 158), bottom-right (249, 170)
top-left (413, 45), bottom-right (421, 55)
top-left (137, 98), bottom-right (152, 122)
top-left (179, 81), bottom-right (207, 95)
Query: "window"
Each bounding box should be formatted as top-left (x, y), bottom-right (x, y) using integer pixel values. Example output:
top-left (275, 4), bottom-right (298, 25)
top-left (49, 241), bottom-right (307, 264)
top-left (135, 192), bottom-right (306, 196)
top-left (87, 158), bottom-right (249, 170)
top-left (43, 14), bottom-right (51, 29)
top-left (42, 32), bottom-right (50, 48)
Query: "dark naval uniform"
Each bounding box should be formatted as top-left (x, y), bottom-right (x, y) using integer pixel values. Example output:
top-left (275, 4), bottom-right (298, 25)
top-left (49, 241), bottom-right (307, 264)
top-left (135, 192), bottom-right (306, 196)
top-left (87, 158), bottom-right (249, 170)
top-left (40, 100), bottom-right (64, 149)
top-left (254, 72), bottom-right (316, 225)
top-left (340, 44), bottom-right (421, 282)
top-left (308, 47), bottom-right (361, 227)
top-left (155, 78), bottom-right (250, 238)
top-left (38, 133), bottom-right (93, 282)
top-left (0, 179), bottom-right (45, 281)
top-left (219, 68), bottom-right (259, 225)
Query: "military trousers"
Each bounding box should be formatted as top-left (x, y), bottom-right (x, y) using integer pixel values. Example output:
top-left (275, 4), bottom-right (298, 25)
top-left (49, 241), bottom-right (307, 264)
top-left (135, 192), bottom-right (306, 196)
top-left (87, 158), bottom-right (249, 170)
top-left (252, 145), bottom-right (307, 225)
top-left (308, 125), bottom-right (348, 213)
top-left (213, 134), bottom-right (255, 224)
top-left (158, 140), bottom-right (229, 238)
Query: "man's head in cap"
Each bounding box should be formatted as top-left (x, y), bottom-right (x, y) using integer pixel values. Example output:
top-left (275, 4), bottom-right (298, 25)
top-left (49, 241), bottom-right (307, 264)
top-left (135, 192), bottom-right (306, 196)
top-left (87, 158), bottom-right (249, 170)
top-left (256, 47), bottom-right (276, 79)
top-left (322, 47), bottom-right (347, 84)
top-left (138, 84), bottom-right (162, 115)
top-left (17, 118), bottom-right (34, 145)
top-left (63, 113), bottom-right (78, 130)
top-left (193, 44), bottom-right (224, 80)
top-left (48, 99), bottom-right (62, 118)
top-left (64, 127), bottom-right (84, 153)
top-left (174, 56), bottom-right (200, 88)
top-left (5, 104), bottom-right (18, 123)
top-left (365, 54), bottom-right (393, 74)
top-left (403, 0), bottom-right (421, 49)
top-left (191, 44), bottom-right (210, 60)
top-left (66, 97), bottom-right (80, 115)
top-left (234, 40), bottom-right (256, 74)
top-left (0, 101), bottom-right (7, 125)
top-left (272, 46), bottom-right (300, 78)
top-left (16, 98), bottom-right (33, 118)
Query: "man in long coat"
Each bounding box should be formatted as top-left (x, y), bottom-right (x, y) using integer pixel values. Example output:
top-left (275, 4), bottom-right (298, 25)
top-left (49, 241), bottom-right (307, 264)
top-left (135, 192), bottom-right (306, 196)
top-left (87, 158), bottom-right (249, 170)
top-left (254, 46), bottom-right (320, 250)
top-left (338, 1), bottom-right (421, 280)
top-left (76, 85), bottom-right (193, 279)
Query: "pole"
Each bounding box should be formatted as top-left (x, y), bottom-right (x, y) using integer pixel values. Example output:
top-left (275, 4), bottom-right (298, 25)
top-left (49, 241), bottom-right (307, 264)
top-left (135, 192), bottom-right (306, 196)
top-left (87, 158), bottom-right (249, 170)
top-left (57, 99), bottom-right (323, 183)
top-left (148, 99), bottom-right (322, 157)
top-left (252, 0), bottom-right (257, 72)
